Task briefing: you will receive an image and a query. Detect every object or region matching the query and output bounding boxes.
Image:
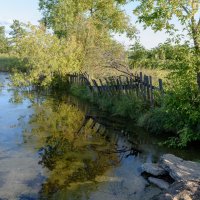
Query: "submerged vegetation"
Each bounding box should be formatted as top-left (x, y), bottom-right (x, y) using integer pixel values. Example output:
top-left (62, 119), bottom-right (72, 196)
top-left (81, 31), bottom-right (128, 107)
top-left (1, 0), bottom-right (200, 148)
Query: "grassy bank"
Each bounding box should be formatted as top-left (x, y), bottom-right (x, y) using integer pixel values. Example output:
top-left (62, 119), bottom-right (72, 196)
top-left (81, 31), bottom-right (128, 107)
top-left (69, 84), bottom-right (148, 121)
top-left (0, 54), bottom-right (17, 72)
top-left (68, 83), bottom-right (200, 148)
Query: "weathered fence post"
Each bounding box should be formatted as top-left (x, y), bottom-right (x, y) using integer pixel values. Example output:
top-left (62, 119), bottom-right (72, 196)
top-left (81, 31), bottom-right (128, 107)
top-left (116, 78), bottom-right (121, 94)
top-left (159, 79), bottom-right (164, 96)
top-left (146, 76), bottom-right (150, 101)
top-left (99, 79), bottom-right (105, 92)
top-left (104, 78), bottom-right (112, 95)
top-left (66, 71), bottom-right (165, 109)
top-left (149, 76), bottom-right (154, 107)
top-left (92, 79), bottom-right (101, 94)
top-left (197, 72), bottom-right (200, 90)
top-left (143, 75), bottom-right (147, 100)
top-left (140, 72), bottom-right (143, 82)
top-left (125, 76), bottom-right (129, 94)
top-left (139, 72), bottom-right (143, 96)
top-left (83, 73), bottom-right (93, 92)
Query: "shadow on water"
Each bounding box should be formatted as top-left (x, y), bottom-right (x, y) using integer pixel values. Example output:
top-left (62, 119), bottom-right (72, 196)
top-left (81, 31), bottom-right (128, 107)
top-left (0, 72), bottom-right (200, 200)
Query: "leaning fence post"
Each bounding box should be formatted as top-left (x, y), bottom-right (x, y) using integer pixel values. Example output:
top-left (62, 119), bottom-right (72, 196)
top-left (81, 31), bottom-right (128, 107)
top-left (159, 79), bottom-right (164, 96)
top-left (99, 79), bottom-right (105, 92)
top-left (143, 75), bottom-right (147, 100)
top-left (197, 72), bottom-right (200, 90)
top-left (140, 72), bottom-right (143, 82)
top-left (105, 78), bottom-right (112, 95)
top-left (116, 78), bottom-right (121, 94)
top-left (92, 79), bottom-right (101, 94)
top-left (146, 76), bottom-right (150, 101)
top-left (149, 76), bottom-right (154, 107)
top-left (139, 72), bottom-right (143, 95)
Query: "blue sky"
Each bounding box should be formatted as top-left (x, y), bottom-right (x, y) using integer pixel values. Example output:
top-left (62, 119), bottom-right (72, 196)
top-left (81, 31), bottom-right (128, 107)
top-left (0, 0), bottom-right (41, 24)
top-left (0, 0), bottom-right (178, 49)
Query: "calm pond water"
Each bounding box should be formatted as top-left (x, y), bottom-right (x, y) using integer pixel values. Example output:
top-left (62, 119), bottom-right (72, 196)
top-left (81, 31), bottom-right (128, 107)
top-left (0, 72), bottom-right (200, 200)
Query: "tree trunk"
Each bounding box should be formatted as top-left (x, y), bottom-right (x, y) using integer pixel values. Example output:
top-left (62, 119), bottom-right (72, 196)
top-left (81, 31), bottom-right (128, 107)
top-left (191, 17), bottom-right (200, 54)
top-left (191, 17), bottom-right (200, 89)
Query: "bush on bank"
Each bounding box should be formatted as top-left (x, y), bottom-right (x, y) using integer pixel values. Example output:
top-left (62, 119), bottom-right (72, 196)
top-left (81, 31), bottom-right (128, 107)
top-left (69, 83), bottom-right (200, 148)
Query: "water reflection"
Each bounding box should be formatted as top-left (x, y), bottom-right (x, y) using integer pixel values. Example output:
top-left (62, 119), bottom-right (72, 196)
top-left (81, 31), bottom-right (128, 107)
top-left (26, 99), bottom-right (125, 199)
top-left (1, 72), bottom-right (200, 200)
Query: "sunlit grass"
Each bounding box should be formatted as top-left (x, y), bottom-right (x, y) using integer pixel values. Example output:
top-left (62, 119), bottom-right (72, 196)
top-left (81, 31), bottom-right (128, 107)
top-left (89, 65), bottom-right (169, 86)
top-left (131, 67), bottom-right (169, 85)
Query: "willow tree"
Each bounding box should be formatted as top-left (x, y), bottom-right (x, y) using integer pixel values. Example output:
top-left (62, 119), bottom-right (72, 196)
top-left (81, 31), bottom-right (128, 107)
top-left (39, 0), bottom-right (132, 37)
top-left (11, 24), bottom-right (83, 87)
top-left (11, 1), bottom-right (135, 87)
top-left (133, 0), bottom-right (200, 87)
top-left (39, 0), bottom-right (136, 77)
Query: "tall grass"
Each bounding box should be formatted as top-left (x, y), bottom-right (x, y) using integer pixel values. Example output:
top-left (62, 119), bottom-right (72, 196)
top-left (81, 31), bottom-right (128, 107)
top-left (0, 54), bottom-right (17, 72)
top-left (69, 84), bottom-right (148, 121)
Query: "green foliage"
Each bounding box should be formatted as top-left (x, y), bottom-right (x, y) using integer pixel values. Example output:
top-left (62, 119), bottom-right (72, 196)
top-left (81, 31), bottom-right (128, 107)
top-left (9, 20), bottom-right (26, 40)
top-left (39, 0), bottom-right (134, 38)
top-left (95, 94), bottom-right (114, 112)
top-left (69, 84), bottom-right (91, 100)
top-left (138, 107), bottom-right (171, 135)
top-left (163, 85), bottom-right (200, 147)
top-left (129, 41), bottom-right (195, 70)
top-left (136, 41), bottom-right (200, 147)
top-left (39, 0), bottom-right (135, 76)
top-left (133, 0), bottom-right (200, 56)
top-left (11, 0), bottom-right (133, 87)
top-left (0, 26), bottom-right (9, 54)
top-left (111, 94), bottom-right (146, 119)
top-left (11, 24), bottom-right (83, 87)
top-left (128, 42), bottom-right (148, 68)
top-left (0, 54), bottom-right (17, 72)
top-left (69, 85), bottom-right (147, 121)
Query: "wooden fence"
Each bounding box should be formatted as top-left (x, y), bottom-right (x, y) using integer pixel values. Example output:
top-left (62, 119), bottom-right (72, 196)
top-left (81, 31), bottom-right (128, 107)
top-left (66, 72), bottom-right (164, 107)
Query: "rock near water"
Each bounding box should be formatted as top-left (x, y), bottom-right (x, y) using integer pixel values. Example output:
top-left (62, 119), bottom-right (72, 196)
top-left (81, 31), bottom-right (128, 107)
top-left (141, 154), bottom-right (200, 199)
top-left (141, 163), bottom-right (166, 176)
top-left (159, 154), bottom-right (200, 182)
top-left (155, 154), bottom-right (200, 200)
top-left (148, 177), bottom-right (169, 190)
top-left (156, 180), bottom-right (200, 200)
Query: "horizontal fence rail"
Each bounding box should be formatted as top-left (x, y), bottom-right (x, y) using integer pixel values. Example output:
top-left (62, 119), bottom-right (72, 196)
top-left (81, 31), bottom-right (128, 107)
top-left (66, 72), bottom-right (164, 107)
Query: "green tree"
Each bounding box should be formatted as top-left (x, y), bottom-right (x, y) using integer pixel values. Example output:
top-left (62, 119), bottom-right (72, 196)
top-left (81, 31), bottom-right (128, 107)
top-left (132, 1), bottom-right (200, 146)
top-left (38, 0), bottom-right (136, 77)
top-left (0, 26), bottom-right (9, 53)
top-left (133, 0), bottom-right (200, 52)
top-left (11, 24), bottom-right (83, 87)
top-left (133, 0), bottom-right (200, 82)
top-left (9, 20), bottom-right (26, 39)
top-left (39, 0), bottom-right (133, 38)
top-left (12, 0), bottom-right (137, 85)
top-left (128, 42), bottom-right (148, 68)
